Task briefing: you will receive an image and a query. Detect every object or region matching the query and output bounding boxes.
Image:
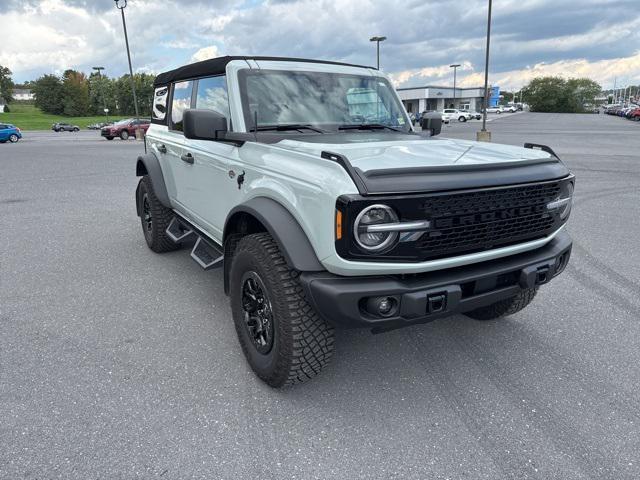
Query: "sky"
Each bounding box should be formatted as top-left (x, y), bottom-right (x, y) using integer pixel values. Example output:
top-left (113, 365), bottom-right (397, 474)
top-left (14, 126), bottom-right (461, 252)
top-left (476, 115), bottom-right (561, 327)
top-left (1, 0), bottom-right (639, 91)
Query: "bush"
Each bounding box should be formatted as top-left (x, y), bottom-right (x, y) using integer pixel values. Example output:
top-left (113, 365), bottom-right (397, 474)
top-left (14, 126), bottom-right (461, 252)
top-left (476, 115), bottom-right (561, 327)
top-left (3, 104), bottom-right (9, 113)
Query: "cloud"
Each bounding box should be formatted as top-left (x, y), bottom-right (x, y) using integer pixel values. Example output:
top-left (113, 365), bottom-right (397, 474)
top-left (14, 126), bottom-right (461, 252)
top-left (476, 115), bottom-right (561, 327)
top-left (392, 53), bottom-right (640, 91)
top-left (190, 46), bottom-right (222, 63)
top-left (0, 0), bottom-right (638, 92)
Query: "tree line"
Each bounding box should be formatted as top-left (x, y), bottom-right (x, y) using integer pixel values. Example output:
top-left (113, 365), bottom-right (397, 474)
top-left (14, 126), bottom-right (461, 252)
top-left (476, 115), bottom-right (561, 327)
top-left (30, 69), bottom-right (155, 117)
top-left (520, 77), bottom-right (602, 113)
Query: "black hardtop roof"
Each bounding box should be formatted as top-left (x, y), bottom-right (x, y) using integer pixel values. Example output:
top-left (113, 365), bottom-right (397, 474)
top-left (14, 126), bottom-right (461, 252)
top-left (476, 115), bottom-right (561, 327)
top-left (153, 56), bottom-right (374, 87)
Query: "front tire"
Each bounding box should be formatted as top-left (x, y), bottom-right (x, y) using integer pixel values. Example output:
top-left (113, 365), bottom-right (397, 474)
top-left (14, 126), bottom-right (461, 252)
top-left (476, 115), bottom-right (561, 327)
top-left (136, 176), bottom-right (179, 253)
top-left (120, 130), bottom-right (129, 140)
top-left (8, 134), bottom-right (19, 143)
top-left (465, 287), bottom-right (538, 321)
top-left (105, 136), bottom-right (114, 140)
top-left (458, 116), bottom-right (467, 122)
top-left (230, 233), bottom-right (335, 388)
top-left (73, 127), bottom-right (79, 132)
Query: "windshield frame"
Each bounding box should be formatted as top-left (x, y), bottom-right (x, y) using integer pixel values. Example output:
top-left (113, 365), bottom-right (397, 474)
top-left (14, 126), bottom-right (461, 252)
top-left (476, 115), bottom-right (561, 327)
top-left (237, 68), bottom-right (411, 133)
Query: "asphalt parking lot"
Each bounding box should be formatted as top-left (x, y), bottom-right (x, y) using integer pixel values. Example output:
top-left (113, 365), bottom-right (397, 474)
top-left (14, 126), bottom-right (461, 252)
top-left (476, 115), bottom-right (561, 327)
top-left (1, 113), bottom-right (639, 479)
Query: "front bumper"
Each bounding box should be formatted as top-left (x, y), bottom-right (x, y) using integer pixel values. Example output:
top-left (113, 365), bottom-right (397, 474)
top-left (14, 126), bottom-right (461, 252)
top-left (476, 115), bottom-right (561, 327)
top-left (300, 231), bottom-right (572, 332)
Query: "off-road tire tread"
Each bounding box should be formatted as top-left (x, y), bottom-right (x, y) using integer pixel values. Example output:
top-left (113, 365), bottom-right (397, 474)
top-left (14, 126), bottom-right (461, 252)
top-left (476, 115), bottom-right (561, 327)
top-left (138, 175), bottom-right (179, 253)
top-left (232, 233), bottom-right (334, 387)
top-left (465, 287), bottom-right (538, 321)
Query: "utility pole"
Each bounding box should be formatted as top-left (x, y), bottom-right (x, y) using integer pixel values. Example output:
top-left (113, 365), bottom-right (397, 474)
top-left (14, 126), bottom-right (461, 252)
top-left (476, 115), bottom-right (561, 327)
top-left (369, 36), bottom-right (387, 70)
top-left (450, 64), bottom-right (461, 109)
top-left (114, 0), bottom-right (142, 140)
top-left (477, 0), bottom-right (493, 142)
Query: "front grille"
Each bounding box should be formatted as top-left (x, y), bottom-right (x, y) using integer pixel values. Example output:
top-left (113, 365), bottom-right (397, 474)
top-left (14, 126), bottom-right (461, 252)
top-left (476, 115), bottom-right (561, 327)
top-left (416, 182), bottom-right (561, 259)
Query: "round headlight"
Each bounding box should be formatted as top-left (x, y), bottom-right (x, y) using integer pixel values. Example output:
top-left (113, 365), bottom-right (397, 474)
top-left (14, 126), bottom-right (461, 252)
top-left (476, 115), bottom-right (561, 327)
top-left (560, 182), bottom-right (574, 220)
top-left (354, 204), bottom-right (399, 252)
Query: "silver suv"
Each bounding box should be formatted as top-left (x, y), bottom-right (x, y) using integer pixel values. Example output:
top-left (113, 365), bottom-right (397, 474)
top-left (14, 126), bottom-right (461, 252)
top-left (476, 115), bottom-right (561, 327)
top-left (135, 56), bottom-right (574, 387)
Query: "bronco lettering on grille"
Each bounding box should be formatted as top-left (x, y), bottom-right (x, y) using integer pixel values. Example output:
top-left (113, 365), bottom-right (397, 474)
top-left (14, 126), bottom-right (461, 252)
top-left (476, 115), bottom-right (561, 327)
top-left (431, 205), bottom-right (549, 229)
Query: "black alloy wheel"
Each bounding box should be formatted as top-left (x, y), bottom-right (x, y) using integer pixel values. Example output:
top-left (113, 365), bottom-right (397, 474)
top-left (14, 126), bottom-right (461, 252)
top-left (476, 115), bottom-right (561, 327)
top-left (240, 271), bottom-right (274, 355)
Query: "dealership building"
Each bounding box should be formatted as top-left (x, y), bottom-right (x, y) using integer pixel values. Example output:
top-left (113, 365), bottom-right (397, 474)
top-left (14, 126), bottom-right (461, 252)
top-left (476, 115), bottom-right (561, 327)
top-left (397, 85), bottom-right (500, 113)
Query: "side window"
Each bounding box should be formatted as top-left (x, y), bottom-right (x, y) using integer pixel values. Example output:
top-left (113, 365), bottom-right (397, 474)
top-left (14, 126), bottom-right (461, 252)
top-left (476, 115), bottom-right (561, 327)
top-left (195, 76), bottom-right (230, 120)
top-left (170, 80), bottom-right (194, 132)
top-left (152, 86), bottom-right (168, 121)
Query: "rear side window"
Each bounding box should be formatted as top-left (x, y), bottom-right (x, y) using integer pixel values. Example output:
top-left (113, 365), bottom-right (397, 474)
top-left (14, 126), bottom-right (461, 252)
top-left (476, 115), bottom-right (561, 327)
top-left (195, 76), bottom-right (230, 119)
top-left (152, 87), bottom-right (168, 122)
top-left (170, 81), bottom-right (194, 132)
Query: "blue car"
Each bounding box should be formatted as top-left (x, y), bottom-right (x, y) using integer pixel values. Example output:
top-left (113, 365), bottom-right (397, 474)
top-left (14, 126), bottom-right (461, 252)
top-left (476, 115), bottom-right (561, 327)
top-left (0, 123), bottom-right (22, 143)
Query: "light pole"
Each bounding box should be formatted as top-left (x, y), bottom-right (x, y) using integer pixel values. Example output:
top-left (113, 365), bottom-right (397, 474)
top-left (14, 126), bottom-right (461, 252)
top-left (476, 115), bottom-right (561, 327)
top-left (92, 66), bottom-right (108, 123)
top-left (114, 0), bottom-right (142, 140)
top-left (450, 64), bottom-right (461, 109)
top-left (369, 36), bottom-right (387, 70)
top-left (477, 0), bottom-right (493, 142)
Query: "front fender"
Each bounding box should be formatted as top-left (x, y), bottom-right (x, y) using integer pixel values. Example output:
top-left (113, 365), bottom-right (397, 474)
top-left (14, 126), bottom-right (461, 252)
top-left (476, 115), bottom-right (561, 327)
top-left (135, 153), bottom-right (171, 209)
top-left (224, 197), bottom-right (324, 272)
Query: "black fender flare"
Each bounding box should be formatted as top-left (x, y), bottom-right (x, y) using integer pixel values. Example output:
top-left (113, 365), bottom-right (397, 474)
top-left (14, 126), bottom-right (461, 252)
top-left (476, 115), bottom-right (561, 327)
top-left (224, 197), bottom-right (325, 273)
top-left (135, 153), bottom-right (171, 215)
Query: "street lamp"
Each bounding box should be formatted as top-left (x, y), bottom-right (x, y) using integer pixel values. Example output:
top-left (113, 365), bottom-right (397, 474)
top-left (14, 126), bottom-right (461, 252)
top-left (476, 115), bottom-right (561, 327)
top-left (114, 0), bottom-right (142, 140)
top-left (450, 64), bottom-right (461, 108)
top-left (92, 66), bottom-right (108, 122)
top-left (369, 36), bottom-right (387, 70)
top-left (477, 0), bottom-right (493, 142)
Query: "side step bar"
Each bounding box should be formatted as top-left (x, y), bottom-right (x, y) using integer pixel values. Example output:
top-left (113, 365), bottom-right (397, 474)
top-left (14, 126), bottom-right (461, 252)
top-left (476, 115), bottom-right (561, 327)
top-left (166, 217), bottom-right (194, 242)
top-left (166, 216), bottom-right (224, 270)
top-left (190, 237), bottom-right (224, 270)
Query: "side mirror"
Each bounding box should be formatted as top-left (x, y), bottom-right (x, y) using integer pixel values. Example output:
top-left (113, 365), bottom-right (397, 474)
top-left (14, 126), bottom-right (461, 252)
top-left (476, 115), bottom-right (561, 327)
top-left (420, 112), bottom-right (442, 136)
top-left (183, 109), bottom-right (228, 141)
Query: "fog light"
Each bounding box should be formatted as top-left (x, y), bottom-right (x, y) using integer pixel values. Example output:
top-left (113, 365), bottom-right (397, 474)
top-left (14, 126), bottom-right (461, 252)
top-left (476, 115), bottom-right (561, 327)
top-left (365, 296), bottom-right (399, 318)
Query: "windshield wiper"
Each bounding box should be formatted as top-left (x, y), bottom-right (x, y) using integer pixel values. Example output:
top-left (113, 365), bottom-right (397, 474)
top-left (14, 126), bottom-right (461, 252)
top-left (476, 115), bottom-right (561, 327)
top-left (250, 124), bottom-right (327, 133)
top-left (337, 123), bottom-right (404, 132)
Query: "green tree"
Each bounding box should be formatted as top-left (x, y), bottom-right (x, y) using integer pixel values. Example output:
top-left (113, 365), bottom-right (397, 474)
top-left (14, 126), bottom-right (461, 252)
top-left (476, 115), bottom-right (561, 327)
top-left (88, 73), bottom-right (117, 116)
top-left (115, 73), bottom-right (154, 117)
top-left (61, 69), bottom-right (90, 116)
top-left (0, 65), bottom-right (14, 103)
top-left (33, 74), bottom-right (64, 114)
top-left (521, 76), bottom-right (602, 113)
top-left (566, 78), bottom-right (602, 111)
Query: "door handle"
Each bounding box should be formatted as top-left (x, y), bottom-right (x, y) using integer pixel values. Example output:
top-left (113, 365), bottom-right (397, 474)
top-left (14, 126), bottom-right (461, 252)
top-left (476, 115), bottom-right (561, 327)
top-left (181, 152), bottom-right (194, 164)
top-left (157, 144), bottom-right (167, 154)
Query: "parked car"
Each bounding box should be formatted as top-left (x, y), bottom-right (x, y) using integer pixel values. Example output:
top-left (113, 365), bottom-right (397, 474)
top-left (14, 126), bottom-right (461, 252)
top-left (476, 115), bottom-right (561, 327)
top-left (0, 123), bottom-right (22, 143)
top-left (628, 107), bottom-right (640, 121)
top-left (134, 55), bottom-right (575, 387)
top-left (101, 118), bottom-right (150, 140)
top-left (467, 110), bottom-right (482, 120)
top-left (485, 106), bottom-right (504, 114)
top-left (52, 122), bottom-right (80, 132)
top-left (87, 122), bottom-right (110, 130)
top-left (441, 108), bottom-right (472, 122)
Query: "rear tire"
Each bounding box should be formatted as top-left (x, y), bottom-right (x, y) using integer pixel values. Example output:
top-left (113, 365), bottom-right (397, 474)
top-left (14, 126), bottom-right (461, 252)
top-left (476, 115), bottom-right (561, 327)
top-left (465, 287), bottom-right (538, 321)
top-left (136, 175), bottom-right (179, 253)
top-left (120, 130), bottom-right (129, 140)
top-left (105, 136), bottom-right (114, 140)
top-left (230, 233), bottom-right (335, 388)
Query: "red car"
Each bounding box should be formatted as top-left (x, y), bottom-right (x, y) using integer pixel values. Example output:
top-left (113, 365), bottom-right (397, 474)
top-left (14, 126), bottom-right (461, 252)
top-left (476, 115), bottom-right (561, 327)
top-left (101, 119), bottom-right (150, 140)
top-left (629, 108), bottom-right (640, 121)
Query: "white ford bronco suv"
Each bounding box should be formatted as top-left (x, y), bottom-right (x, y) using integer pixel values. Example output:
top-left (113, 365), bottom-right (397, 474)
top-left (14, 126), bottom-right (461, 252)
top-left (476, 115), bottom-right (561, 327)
top-left (135, 56), bottom-right (574, 387)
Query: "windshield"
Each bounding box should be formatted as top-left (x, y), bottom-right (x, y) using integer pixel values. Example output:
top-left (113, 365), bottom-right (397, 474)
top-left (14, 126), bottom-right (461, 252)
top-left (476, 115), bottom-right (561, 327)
top-left (238, 69), bottom-right (410, 132)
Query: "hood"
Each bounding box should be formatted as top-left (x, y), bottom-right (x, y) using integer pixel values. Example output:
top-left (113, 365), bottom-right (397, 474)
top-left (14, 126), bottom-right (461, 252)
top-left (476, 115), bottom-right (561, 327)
top-left (275, 132), bottom-right (569, 195)
top-left (277, 133), bottom-right (553, 170)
